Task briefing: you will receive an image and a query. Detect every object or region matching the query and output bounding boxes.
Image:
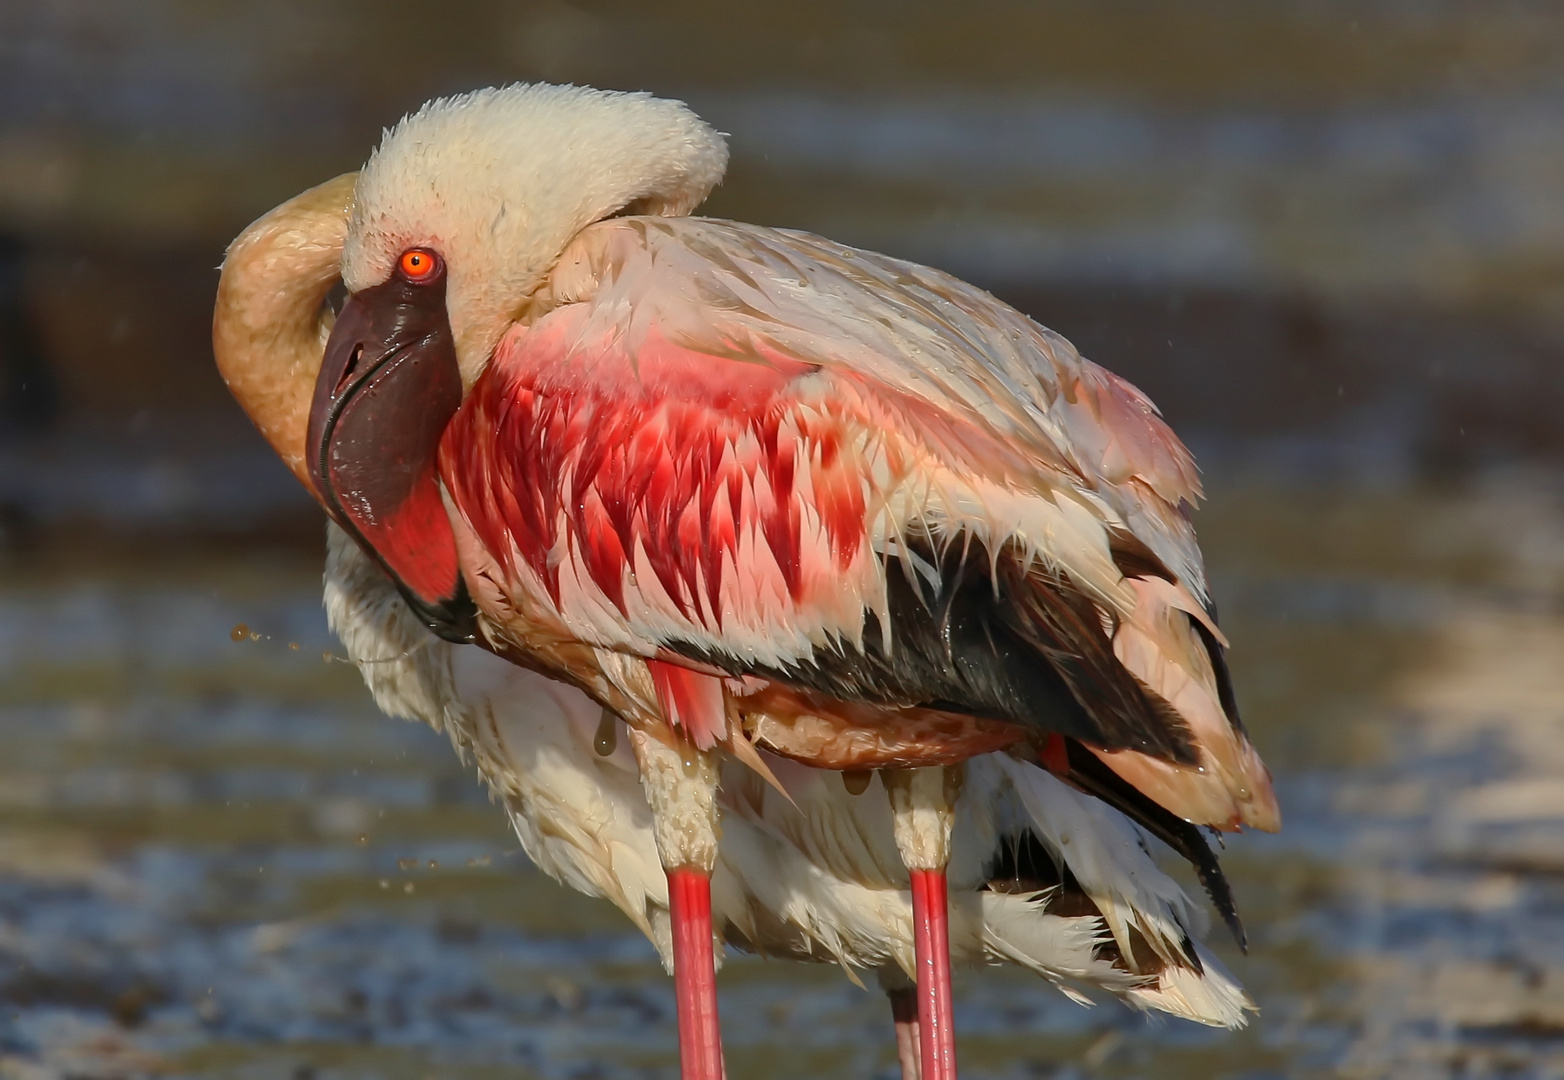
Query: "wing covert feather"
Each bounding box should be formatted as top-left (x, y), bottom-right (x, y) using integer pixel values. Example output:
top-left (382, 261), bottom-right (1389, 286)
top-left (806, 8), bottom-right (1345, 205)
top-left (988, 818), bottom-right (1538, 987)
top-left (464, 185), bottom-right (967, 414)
top-left (553, 217), bottom-right (1206, 595)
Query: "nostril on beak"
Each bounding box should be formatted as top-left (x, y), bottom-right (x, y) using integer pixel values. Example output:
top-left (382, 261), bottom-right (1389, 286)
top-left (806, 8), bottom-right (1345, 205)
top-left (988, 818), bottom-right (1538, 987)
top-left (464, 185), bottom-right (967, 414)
top-left (335, 344), bottom-right (364, 395)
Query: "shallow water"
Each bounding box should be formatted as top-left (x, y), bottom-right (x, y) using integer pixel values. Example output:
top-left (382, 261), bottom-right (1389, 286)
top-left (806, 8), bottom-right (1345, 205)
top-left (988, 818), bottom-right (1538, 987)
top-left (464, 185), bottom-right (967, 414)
top-left (3, 475), bottom-right (1564, 1078)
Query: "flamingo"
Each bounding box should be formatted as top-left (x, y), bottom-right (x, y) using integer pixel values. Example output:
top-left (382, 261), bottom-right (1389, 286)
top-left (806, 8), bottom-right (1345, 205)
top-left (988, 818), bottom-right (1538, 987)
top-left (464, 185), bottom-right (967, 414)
top-left (212, 84), bottom-right (1278, 1080)
top-left (216, 172), bottom-right (1259, 1077)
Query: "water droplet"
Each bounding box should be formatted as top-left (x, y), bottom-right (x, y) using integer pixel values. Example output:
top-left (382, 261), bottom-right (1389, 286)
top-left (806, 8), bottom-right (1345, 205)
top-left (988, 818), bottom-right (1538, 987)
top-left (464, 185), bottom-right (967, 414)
top-left (402, 882), bottom-right (415, 894)
top-left (426, 859), bottom-right (438, 870)
top-left (355, 835), bottom-right (368, 847)
top-left (466, 854), bottom-right (492, 868)
top-left (230, 623), bottom-right (249, 642)
top-left (594, 708), bottom-right (618, 756)
top-left (288, 642), bottom-right (300, 651)
top-left (378, 879), bottom-right (389, 890)
top-left (321, 650), bottom-right (334, 664)
top-left (397, 857), bottom-right (417, 871)
top-left (842, 770), bottom-right (872, 796)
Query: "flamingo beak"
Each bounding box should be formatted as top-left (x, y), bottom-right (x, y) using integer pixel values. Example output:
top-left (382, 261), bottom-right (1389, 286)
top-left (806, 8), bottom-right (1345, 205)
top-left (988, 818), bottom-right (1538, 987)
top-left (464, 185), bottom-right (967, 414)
top-left (307, 271), bottom-right (476, 643)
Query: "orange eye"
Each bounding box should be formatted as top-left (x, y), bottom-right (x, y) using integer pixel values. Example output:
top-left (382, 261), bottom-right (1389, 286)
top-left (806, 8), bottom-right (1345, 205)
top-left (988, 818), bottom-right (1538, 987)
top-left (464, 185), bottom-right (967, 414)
top-left (399, 248), bottom-right (440, 281)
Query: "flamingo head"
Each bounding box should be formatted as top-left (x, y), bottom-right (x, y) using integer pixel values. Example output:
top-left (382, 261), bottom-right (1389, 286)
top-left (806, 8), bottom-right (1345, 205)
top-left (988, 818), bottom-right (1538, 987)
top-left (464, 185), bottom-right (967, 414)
top-left (216, 83), bottom-right (726, 641)
top-left (334, 83), bottom-right (727, 389)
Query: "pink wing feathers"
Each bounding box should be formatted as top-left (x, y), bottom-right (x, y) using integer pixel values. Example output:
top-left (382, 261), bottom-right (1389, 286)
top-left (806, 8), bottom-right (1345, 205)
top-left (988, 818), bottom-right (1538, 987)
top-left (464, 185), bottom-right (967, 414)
top-left (438, 215), bottom-right (1278, 832)
top-left (440, 298), bottom-right (880, 670)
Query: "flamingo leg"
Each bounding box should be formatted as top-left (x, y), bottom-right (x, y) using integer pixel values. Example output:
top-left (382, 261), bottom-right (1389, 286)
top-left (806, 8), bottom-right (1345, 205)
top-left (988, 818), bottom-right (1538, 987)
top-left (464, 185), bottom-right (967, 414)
top-left (885, 767), bottom-right (961, 1080)
top-left (668, 867), bottom-right (724, 1080)
top-left (626, 727), bottom-right (726, 1080)
top-left (908, 868), bottom-right (955, 1079)
top-left (884, 978), bottom-right (923, 1080)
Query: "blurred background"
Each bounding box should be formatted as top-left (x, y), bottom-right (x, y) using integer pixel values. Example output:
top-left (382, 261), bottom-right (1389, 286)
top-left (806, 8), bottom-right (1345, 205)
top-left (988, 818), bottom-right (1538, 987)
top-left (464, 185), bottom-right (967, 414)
top-left (3, 2), bottom-right (1564, 1077)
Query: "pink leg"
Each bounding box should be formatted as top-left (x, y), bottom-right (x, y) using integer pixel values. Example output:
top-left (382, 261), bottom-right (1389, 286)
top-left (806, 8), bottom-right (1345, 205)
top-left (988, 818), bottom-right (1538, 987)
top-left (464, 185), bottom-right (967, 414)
top-left (909, 868), bottom-right (957, 1080)
top-left (668, 867), bottom-right (725, 1080)
top-left (887, 984), bottom-right (922, 1080)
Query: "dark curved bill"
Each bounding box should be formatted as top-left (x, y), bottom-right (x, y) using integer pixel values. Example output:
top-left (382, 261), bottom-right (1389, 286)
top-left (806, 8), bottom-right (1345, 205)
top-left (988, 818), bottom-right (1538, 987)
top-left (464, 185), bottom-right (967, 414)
top-left (308, 273), bottom-right (476, 643)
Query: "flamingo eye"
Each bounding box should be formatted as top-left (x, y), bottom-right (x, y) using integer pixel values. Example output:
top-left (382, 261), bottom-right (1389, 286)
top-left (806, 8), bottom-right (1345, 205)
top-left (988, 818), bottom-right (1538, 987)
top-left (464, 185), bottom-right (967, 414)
top-left (398, 248), bottom-right (441, 282)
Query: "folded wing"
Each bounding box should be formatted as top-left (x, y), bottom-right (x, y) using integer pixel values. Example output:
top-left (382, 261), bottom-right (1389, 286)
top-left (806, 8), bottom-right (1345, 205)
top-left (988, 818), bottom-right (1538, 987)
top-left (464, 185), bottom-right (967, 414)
top-left (439, 216), bottom-right (1277, 832)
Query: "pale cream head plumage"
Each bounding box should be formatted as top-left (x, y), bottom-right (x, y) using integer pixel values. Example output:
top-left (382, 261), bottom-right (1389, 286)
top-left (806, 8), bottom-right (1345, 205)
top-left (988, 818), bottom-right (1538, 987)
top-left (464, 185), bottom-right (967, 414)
top-left (341, 83), bottom-right (729, 385)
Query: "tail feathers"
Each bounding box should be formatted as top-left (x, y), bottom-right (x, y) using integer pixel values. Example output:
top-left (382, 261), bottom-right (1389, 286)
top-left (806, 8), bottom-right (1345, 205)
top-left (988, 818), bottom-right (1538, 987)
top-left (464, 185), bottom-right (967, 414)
top-left (988, 754), bottom-right (1207, 972)
top-left (1124, 939), bottom-right (1255, 1029)
top-left (979, 890), bottom-right (1141, 991)
top-left (979, 890), bottom-right (1254, 1028)
top-left (1044, 738), bottom-right (1246, 952)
